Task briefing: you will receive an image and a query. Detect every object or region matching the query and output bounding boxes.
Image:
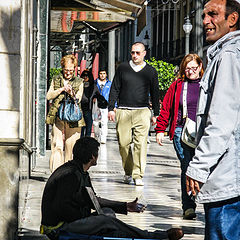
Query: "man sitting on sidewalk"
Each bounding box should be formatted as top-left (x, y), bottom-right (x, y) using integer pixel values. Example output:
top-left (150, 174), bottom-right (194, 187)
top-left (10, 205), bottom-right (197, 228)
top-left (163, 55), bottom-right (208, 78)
top-left (40, 137), bottom-right (183, 240)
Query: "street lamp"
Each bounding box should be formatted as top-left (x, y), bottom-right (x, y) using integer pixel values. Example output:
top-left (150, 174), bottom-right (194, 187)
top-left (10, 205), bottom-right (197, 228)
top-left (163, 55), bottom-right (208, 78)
top-left (143, 30), bottom-right (150, 58)
top-left (183, 16), bottom-right (192, 55)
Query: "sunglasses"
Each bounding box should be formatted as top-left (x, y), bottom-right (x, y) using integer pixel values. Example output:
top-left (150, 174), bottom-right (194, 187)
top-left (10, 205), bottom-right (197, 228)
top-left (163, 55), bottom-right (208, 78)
top-left (130, 51), bottom-right (142, 56)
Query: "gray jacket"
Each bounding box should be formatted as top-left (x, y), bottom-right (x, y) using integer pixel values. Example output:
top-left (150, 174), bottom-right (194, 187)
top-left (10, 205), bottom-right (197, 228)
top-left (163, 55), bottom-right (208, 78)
top-left (186, 30), bottom-right (240, 203)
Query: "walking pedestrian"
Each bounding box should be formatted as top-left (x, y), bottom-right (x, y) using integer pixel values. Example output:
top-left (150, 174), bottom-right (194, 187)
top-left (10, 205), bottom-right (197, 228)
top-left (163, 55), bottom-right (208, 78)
top-left (186, 0), bottom-right (240, 239)
top-left (94, 69), bottom-right (112, 144)
top-left (108, 42), bottom-right (160, 186)
top-left (155, 53), bottom-right (204, 219)
top-left (46, 55), bottom-right (85, 172)
top-left (80, 70), bottom-right (99, 138)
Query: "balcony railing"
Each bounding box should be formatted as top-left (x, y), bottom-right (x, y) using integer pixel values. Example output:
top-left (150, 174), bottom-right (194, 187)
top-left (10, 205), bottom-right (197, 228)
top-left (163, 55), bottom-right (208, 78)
top-left (151, 36), bottom-right (195, 65)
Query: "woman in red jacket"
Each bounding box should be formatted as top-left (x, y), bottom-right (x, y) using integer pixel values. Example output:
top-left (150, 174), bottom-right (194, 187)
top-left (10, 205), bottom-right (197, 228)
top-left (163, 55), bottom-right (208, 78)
top-left (155, 54), bottom-right (204, 220)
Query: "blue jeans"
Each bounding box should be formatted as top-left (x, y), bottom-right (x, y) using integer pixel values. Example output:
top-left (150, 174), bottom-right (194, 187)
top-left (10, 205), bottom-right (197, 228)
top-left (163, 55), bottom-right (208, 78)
top-left (173, 127), bottom-right (196, 212)
top-left (81, 111), bottom-right (93, 137)
top-left (204, 197), bottom-right (240, 240)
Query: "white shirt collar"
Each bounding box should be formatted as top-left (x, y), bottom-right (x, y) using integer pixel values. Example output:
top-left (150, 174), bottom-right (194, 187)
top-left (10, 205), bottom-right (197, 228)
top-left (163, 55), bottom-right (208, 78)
top-left (129, 60), bottom-right (146, 72)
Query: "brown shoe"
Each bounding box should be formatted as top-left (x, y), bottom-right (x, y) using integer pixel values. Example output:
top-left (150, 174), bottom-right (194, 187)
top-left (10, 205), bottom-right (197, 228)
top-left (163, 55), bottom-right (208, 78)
top-left (167, 228), bottom-right (184, 240)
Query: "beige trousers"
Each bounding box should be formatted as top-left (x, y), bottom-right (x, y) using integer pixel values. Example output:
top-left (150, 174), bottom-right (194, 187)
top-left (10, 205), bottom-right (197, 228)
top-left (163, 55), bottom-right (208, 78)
top-left (50, 117), bottom-right (81, 172)
top-left (116, 108), bottom-right (151, 179)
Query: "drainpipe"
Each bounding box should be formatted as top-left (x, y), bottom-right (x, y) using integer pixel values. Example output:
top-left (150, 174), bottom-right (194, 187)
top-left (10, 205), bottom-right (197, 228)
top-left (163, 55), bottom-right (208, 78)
top-left (31, 25), bottom-right (38, 170)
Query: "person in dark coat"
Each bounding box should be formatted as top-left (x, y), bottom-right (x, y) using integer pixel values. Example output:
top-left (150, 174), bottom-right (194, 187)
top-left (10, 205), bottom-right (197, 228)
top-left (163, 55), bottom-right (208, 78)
top-left (80, 70), bottom-right (100, 137)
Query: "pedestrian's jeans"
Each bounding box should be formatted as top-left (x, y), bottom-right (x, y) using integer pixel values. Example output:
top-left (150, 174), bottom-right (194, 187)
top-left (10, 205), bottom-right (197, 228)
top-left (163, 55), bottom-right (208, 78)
top-left (173, 127), bottom-right (196, 212)
top-left (204, 197), bottom-right (240, 240)
top-left (81, 110), bottom-right (93, 137)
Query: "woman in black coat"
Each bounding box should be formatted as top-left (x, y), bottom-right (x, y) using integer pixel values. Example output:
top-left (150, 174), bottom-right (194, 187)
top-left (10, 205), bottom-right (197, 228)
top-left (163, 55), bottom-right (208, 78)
top-left (80, 70), bottom-right (100, 137)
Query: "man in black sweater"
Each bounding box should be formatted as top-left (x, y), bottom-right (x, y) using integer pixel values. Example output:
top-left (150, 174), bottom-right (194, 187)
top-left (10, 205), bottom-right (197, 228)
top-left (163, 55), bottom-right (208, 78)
top-left (108, 42), bottom-right (160, 186)
top-left (40, 137), bottom-right (183, 240)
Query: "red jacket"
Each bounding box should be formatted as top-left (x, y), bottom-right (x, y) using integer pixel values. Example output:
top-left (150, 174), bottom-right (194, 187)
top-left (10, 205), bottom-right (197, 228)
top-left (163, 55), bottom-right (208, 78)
top-left (155, 78), bottom-right (183, 140)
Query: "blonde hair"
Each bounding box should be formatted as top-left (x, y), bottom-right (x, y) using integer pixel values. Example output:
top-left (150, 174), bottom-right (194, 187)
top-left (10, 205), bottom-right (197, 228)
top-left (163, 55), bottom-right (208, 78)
top-left (60, 55), bottom-right (78, 68)
top-left (177, 53), bottom-right (204, 81)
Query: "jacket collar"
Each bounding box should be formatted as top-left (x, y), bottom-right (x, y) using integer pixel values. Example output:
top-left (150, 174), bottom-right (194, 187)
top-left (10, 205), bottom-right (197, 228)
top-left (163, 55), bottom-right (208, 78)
top-left (95, 78), bottom-right (110, 83)
top-left (176, 78), bottom-right (184, 83)
top-left (207, 30), bottom-right (240, 61)
top-left (71, 159), bottom-right (87, 174)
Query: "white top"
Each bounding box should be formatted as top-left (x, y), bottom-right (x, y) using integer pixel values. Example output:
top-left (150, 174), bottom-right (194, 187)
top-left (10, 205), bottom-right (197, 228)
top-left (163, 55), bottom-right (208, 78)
top-left (129, 60), bottom-right (146, 72)
top-left (64, 79), bottom-right (69, 86)
top-left (97, 79), bottom-right (106, 91)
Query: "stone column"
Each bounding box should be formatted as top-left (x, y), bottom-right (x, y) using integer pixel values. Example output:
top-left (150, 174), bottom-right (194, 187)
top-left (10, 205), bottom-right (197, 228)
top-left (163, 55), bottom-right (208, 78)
top-left (37, 0), bottom-right (49, 156)
top-left (0, 0), bottom-right (33, 238)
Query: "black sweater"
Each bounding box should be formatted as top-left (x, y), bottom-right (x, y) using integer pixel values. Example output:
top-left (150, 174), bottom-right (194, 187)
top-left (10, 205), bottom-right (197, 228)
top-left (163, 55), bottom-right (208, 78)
top-left (41, 160), bottom-right (127, 226)
top-left (108, 62), bottom-right (160, 116)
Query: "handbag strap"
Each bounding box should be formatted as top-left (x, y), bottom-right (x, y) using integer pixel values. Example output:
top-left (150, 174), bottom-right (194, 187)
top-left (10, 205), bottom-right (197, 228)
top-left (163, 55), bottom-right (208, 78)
top-left (182, 81), bottom-right (188, 119)
top-left (72, 89), bottom-right (77, 100)
top-left (64, 89), bottom-right (78, 103)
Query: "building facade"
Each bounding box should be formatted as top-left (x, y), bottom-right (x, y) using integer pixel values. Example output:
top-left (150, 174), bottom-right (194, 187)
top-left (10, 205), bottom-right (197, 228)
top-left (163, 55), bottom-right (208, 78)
top-left (0, 0), bottom-right (36, 238)
top-left (150, 0), bottom-right (206, 65)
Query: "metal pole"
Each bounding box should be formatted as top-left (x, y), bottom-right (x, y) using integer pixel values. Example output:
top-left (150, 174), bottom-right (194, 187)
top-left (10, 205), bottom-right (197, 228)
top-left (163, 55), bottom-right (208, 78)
top-left (186, 0), bottom-right (190, 55)
top-left (108, 30), bottom-right (115, 81)
top-left (185, 32), bottom-right (190, 55)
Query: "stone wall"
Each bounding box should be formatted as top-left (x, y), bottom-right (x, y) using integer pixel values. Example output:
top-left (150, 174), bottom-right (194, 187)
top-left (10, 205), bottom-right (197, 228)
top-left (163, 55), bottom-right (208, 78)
top-left (0, 0), bottom-right (33, 238)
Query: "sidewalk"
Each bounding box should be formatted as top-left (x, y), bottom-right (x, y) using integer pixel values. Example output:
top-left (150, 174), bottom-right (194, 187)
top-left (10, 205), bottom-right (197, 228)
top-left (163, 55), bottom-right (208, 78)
top-left (18, 123), bottom-right (205, 239)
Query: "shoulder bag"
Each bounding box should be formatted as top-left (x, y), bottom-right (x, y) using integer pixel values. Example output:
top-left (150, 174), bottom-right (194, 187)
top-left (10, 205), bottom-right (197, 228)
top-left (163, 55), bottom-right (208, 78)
top-left (58, 90), bottom-right (82, 122)
top-left (92, 99), bottom-right (101, 122)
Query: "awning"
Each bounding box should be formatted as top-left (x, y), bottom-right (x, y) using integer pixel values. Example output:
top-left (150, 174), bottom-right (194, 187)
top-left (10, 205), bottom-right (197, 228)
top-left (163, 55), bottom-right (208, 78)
top-left (50, 0), bottom-right (147, 49)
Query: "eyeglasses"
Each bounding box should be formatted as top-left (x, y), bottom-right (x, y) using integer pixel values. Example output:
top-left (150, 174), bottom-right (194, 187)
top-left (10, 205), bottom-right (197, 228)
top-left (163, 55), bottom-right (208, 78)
top-left (130, 51), bottom-right (142, 56)
top-left (63, 69), bottom-right (74, 73)
top-left (185, 66), bottom-right (199, 72)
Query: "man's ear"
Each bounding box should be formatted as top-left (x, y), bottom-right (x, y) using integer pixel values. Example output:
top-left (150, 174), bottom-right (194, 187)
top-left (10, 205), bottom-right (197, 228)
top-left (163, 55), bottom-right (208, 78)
top-left (228, 12), bottom-right (239, 29)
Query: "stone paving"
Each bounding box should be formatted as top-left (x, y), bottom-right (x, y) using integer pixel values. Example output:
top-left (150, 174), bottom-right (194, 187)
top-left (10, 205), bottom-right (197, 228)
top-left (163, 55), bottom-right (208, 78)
top-left (18, 123), bottom-right (205, 239)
